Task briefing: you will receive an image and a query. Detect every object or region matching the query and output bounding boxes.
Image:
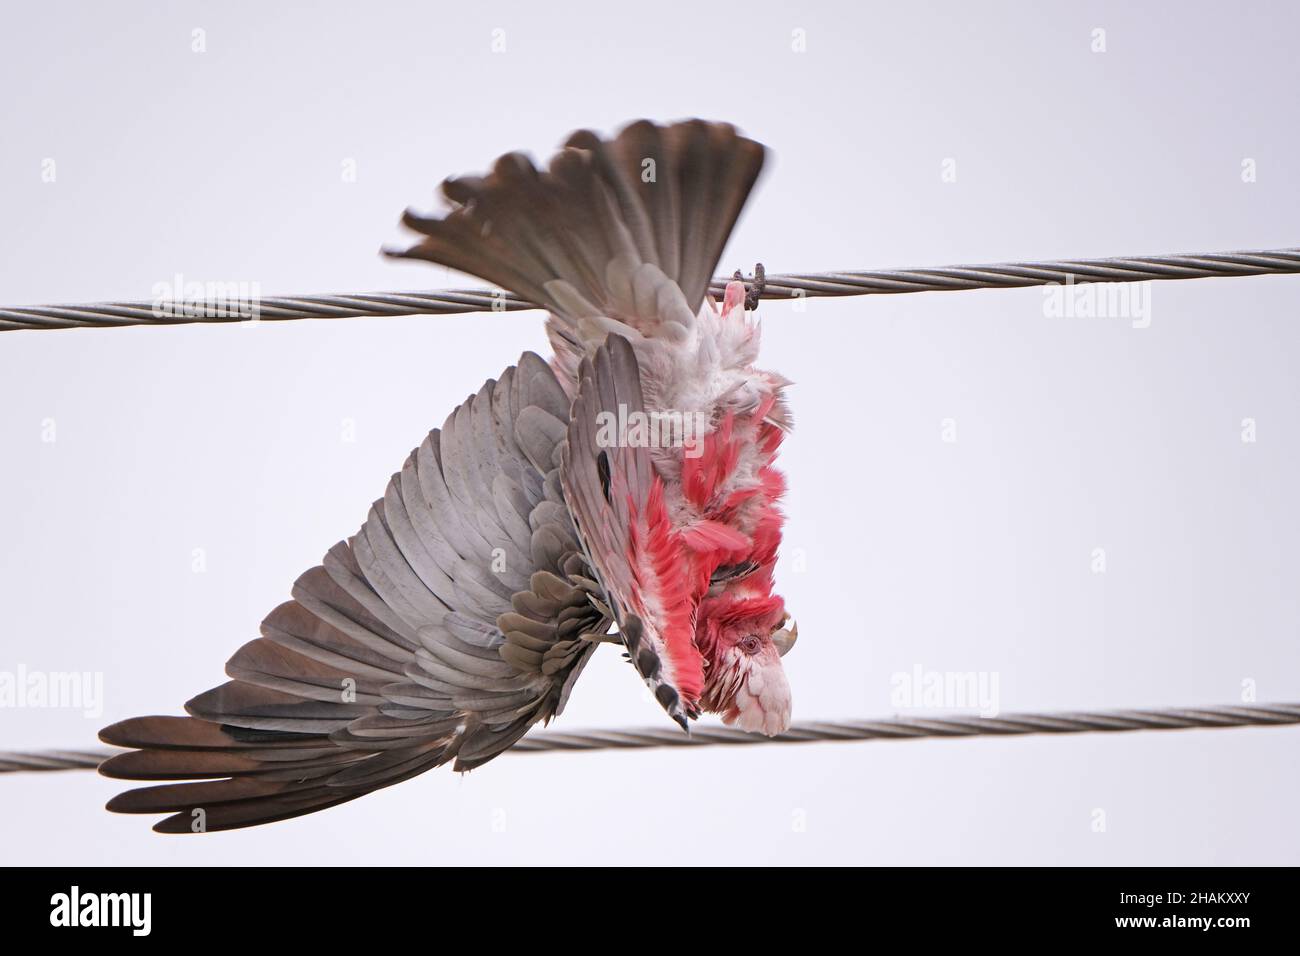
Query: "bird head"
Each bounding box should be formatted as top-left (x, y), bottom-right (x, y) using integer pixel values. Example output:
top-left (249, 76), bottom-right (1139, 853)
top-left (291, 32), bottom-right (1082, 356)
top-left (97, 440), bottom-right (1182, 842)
top-left (697, 595), bottom-right (795, 736)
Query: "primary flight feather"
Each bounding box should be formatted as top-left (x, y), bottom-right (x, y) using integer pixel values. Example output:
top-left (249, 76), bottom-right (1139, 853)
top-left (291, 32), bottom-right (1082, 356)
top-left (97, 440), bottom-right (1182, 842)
top-left (99, 119), bottom-right (797, 832)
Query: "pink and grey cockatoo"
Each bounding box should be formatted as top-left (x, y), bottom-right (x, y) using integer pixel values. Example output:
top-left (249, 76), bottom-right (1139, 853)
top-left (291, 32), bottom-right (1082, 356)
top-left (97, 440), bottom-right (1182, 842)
top-left (99, 119), bottom-right (797, 832)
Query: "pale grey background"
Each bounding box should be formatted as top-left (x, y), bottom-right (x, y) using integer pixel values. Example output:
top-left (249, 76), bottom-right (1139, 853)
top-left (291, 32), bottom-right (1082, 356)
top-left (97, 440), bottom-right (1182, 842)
top-left (2, 1), bottom-right (1298, 864)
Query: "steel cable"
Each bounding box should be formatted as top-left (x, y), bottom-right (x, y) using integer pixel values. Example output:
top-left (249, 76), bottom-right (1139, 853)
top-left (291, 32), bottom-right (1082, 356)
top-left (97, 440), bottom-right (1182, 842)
top-left (4, 702), bottom-right (1296, 773)
top-left (3, 247), bottom-right (1297, 332)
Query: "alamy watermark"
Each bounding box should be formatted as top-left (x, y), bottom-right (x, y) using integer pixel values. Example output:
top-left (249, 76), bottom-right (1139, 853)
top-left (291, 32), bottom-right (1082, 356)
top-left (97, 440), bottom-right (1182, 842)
top-left (50, 886), bottom-right (151, 936)
top-left (1042, 275), bottom-right (1151, 328)
top-left (151, 273), bottom-right (261, 322)
top-left (890, 664), bottom-right (1000, 717)
top-left (0, 664), bottom-right (103, 718)
top-left (595, 403), bottom-right (707, 459)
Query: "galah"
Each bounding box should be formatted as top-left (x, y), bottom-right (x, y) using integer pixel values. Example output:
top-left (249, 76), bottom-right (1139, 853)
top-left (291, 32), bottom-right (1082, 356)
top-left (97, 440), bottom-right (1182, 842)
top-left (99, 119), bottom-right (797, 832)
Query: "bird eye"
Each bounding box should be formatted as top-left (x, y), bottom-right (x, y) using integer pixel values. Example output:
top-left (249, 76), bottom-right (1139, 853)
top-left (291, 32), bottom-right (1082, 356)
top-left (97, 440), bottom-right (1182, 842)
top-left (740, 635), bottom-right (762, 655)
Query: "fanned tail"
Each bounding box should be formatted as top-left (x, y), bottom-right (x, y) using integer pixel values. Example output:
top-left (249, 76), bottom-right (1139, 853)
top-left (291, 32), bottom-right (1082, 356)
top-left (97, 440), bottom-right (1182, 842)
top-left (387, 119), bottom-right (766, 388)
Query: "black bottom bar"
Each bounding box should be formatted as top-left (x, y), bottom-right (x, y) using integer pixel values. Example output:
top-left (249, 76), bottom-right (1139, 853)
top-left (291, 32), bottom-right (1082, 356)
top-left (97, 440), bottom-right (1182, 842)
top-left (1, 867), bottom-right (1290, 941)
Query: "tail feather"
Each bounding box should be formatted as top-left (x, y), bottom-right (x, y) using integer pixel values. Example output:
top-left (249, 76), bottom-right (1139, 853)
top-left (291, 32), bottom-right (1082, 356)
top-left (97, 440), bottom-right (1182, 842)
top-left (389, 119), bottom-right (766, 386)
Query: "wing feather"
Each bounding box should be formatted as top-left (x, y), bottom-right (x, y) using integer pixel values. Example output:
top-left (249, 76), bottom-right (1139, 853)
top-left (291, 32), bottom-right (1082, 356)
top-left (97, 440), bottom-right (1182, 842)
top-left (100, 354), bottom-right (610, 832)
top-left (561, 335), bottom-right (703, 728)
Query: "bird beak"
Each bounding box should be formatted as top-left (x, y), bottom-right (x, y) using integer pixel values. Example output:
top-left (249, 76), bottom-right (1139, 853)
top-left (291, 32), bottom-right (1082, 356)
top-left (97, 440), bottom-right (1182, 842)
top-left (772, 619), bottom-right (798, 657)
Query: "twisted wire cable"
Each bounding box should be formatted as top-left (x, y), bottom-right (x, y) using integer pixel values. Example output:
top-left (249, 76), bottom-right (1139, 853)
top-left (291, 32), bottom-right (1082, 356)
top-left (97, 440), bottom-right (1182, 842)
top-left (0, 750), bottom-right (117, 773)
top-left (4, 702), bottom-right (1297, 773)
top-left (2, 247), bottom-right (1297, 332)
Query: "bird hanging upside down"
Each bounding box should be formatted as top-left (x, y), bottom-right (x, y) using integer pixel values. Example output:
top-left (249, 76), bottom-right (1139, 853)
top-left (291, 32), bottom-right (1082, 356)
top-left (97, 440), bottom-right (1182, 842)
top-left (99, 119), bottom-right (798, 832)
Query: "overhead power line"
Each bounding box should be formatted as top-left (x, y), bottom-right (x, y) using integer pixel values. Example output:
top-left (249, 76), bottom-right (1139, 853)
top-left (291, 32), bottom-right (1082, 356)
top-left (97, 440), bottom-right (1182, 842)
top-left (4, 702), bottom-right (1297, 773)
top-left (2, 247), bottom-right (1297, 332)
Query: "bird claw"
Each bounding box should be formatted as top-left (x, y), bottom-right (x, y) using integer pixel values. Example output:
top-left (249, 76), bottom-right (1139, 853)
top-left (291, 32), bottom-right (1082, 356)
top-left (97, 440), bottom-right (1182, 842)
top-left (732, 262), bottom-right (766, 311)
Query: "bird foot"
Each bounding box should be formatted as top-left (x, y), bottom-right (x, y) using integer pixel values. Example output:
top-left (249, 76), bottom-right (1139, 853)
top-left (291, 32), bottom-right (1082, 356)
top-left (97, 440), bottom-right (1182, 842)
top-left (732, 262), bottom-right (766, 311)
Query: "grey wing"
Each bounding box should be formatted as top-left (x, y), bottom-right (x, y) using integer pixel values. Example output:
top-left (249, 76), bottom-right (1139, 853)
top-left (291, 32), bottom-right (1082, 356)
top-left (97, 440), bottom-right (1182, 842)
top-left (98, 352), bottom-right (611, 833)
top-left (561, 335), bottom-right (702, 730)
